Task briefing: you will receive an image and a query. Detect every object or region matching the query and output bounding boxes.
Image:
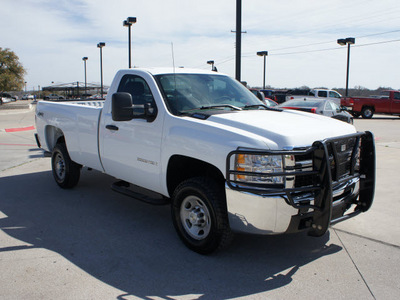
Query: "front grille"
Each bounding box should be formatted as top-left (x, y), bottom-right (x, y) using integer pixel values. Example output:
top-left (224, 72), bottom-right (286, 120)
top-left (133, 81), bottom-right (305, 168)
top-left (293, 136), bottom-right (359, 187)
top-left (329, 137), bottom-right (358, 181)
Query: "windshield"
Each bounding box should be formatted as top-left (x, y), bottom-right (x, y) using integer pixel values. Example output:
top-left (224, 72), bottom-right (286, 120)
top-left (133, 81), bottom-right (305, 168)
top-left (155, 73), bottom-right (262, 115)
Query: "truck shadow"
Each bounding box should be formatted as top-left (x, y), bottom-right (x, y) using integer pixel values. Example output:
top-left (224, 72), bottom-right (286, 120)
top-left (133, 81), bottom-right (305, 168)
top-left (0, 168), bottom-right (342, 299)
top-left (357, 116), bottom-right (400, 120)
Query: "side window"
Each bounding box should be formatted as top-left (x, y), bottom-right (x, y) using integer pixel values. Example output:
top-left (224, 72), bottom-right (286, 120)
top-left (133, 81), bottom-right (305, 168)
top-left (329, 91), bottom-right (340, 98)
top-left (394, 92), bottom-right (400, 100)
top-left (117, 75), bottom-right (156, 108)
top-left (318, 91), bottom-right (328, 97)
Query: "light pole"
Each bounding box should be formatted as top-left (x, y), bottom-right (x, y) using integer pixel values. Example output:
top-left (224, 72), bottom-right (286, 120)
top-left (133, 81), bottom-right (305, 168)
top-left (24, 81), bottom-right (27, 93)
top-left (97, 42), bottom-right (106, 98)
top-left (257, 51), bottom-right (268, 89)
top-left (207, 60), bottom-right (218, 72)
top-left (123, 17), bottom-right (137, 68)
top-left (82, 57), bottom-right (88, 98)
top-left (337, 37), bottom-right (355, 97)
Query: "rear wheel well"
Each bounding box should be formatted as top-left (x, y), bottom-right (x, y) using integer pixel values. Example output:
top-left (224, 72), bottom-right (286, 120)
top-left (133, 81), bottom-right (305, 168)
top-left (362, 105), bottom-right (375, 112)
top-left (45, 125), bottom-right (65, 151)
top-left (167, 155), bottom-right (225, 197)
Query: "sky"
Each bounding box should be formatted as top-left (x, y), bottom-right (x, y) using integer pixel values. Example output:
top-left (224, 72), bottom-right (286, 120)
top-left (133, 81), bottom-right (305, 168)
top-left (2, 0), bottom-right (400, 91)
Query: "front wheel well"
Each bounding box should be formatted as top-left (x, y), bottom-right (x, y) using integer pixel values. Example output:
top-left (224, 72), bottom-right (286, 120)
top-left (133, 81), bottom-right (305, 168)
top-left (166, 155), bottom-right (225, 197)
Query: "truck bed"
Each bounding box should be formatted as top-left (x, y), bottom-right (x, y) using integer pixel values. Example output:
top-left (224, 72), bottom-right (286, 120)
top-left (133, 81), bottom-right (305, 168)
top-left (35, 100), bottom-right (105, 171)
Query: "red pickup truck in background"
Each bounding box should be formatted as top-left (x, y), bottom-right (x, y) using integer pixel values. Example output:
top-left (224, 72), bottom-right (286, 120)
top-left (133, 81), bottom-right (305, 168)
top-left (341, 90), bottom-right (400, 119)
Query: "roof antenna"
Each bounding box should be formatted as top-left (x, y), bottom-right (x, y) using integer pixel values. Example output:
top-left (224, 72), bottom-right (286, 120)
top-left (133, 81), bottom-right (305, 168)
top-left (171, 42), bottom-right (177, 89)
top-left (171, 42), bottom-right (176, 73)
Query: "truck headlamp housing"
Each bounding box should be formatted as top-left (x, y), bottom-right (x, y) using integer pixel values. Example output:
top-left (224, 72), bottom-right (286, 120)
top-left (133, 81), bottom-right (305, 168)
top-left (234, 154), bottom-right (293, 185)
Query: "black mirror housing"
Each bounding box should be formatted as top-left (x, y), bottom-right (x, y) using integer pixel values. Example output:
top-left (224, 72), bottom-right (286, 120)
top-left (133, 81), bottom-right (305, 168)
top-left (112, 93), bottom-right (134, 121)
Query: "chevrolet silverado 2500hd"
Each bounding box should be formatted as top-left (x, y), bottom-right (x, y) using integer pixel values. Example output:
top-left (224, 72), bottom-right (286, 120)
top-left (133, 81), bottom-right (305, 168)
top-left (35, 68), bottom-right (375, 254)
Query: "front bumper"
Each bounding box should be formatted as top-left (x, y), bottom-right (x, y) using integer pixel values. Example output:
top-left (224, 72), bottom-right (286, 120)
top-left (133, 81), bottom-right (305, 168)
top-left (225, 131), bottom-right (375, 236)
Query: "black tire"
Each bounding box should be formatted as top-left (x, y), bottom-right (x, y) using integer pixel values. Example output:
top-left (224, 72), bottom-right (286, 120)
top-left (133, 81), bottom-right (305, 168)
top-left (51, 143), bottom-right (81, 188)
top-left (361, 107), bottom-right (374, 119)
top-left (171, 177), bottom-right (233, 254)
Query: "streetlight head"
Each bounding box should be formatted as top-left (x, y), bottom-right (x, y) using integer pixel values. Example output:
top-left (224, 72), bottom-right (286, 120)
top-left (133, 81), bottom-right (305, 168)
top-left (207, 60), bottom-right (214, 65)
top-left (82, 57), bottom-right (88, 61)
top-left (124, 17), bottom-right (137, 26)
top-left (346, 37), bottom-right (355, 45)
top-left (127, 17), bottom-right (137, 23)
top-left (257, 51), bottom-right (268, 56)
top-left (337, 39), bottom-right (347, 46)
top-left (97, 42), bottom-right (106, 48)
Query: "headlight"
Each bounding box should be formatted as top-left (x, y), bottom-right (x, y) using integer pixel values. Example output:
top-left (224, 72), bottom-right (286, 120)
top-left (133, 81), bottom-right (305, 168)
top-left (235, 154), bottom-right (288, 184)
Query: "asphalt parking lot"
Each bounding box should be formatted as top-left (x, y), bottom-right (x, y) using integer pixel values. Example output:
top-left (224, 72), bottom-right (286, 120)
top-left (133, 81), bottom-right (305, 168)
top-left (0, 102), bottom-right (399, 299)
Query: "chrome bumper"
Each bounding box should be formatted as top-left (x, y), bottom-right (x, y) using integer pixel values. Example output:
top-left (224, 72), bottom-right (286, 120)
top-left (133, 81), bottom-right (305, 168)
top-left (225, 131), bottom-right (375, 236)
top-left (226, 178), bottom-right (360, 235)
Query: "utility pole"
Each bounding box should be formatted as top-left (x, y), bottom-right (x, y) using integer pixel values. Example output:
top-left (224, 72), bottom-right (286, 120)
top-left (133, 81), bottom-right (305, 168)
top-left (235, 0), bottom-right (242, 82)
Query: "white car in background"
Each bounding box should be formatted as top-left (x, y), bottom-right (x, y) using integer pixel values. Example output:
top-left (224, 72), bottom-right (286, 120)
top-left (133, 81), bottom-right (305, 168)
top-left (22, 94), bottom-right (34, 100)
top-left (0, 93), bottom-right (14, 104)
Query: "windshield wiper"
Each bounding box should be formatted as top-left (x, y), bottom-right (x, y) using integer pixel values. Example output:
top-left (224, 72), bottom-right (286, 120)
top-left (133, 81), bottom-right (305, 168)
top-left (243, 104), bottom-right (268, 109)
top-left (182, 105), bottom-right (242, 113)
top-left (200, 104), bottom-right (242, 111)
top-left (243, 104), bottom-right (283, 112)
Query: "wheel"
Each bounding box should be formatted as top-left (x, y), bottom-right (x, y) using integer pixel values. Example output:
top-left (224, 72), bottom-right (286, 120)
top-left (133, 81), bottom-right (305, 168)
top-left (361, 107), bottom-right (374, 119)
top-left (51, 143), bottom-right (81, 188)
top-left (171, 177), bottom-right (232, 254)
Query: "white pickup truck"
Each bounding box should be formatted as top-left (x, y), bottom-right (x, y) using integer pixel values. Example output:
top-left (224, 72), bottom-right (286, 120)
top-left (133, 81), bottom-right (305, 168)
top-left (286, 89), bottom-right (342, 105)
top-left (35, 68), bottom-right (375, 254)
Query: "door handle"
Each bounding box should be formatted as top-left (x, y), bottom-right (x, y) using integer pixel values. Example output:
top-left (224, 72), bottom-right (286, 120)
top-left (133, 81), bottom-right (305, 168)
top-left (106, 125), bottom-right (119, 131)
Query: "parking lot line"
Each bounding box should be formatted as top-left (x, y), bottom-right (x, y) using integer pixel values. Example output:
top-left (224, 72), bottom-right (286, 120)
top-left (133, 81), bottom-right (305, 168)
top-left (4, 125), bottom-right (35, 133)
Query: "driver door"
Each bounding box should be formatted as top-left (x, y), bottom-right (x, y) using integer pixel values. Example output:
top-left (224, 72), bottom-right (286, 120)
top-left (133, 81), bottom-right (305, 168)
top-left (100, 74), bottom-right (164, 192)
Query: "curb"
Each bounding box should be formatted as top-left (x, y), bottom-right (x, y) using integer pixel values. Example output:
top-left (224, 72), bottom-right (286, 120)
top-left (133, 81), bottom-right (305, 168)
top-left (0, 103), bottom-right (32, 110)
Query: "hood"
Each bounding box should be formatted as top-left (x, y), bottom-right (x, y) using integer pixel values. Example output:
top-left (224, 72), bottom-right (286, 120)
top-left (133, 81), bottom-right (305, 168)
top-left (206, 109), bottom-right (356, 149)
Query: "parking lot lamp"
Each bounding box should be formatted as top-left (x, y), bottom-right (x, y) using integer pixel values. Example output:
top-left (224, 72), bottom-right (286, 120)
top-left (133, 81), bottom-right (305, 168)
top-left (337, 37), bottom-right (355, 97)
top-left (207, 60), bottom-right (218, 72)
top-left (123, 17), bottom-right (137, 68)
top-left (97, 42), bottom-right (106, 98)
top-left (24, 81), bottom-right (27, 93)
top-left (257, 51), bottom-right (268, 89)
top-left (82, 57), bottom-right (88, 98)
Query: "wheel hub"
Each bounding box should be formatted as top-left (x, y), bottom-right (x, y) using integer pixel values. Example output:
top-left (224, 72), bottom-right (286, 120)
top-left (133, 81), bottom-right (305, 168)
top-left (180, 196), bottom-right (211, 240)
top-left (55, 154), bottom-right (65, 179)
top-left (188, 208), bottom-right (206, 226)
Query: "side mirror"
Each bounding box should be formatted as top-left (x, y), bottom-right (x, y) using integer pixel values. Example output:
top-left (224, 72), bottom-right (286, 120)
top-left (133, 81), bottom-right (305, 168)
top-left (257, 91), bottom-right (265, 101)
top-left (112, 92), bottom-right (133, 121)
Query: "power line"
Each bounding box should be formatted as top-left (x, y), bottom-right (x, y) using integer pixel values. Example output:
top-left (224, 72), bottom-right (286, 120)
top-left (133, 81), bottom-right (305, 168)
top-left (269, 38), bottom-right (400, 56)
top-left (242, 29), bottom-right (400, 55)
top-left (353, 38), bottom-right (400, 48)
top-left (357, 29), bottom-right (400, 39)
top-left (192, 30), bottom-right (400, 69)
